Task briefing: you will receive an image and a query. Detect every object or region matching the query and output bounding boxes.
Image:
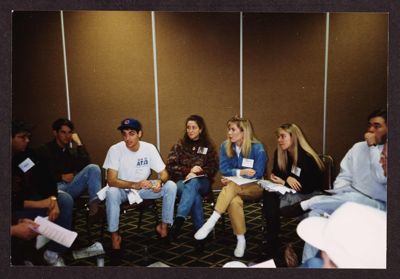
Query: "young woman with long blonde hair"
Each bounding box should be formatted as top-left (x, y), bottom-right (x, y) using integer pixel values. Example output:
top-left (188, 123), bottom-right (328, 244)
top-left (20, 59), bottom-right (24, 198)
top-left (262, 123), bottom-right (324, 264)
top-left (194, 116), bottom-right (268, 258)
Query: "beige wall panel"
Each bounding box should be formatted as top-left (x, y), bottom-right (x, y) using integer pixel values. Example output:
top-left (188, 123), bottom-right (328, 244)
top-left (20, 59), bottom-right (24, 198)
top-left (12, 11), bottom-right (67, 146)
top-left (156, 12), bottom-right (240, 182)
top-left (327, 13), bottom-right (387, 171)
top-left (244, 13), bottom-right (326, 175)
top-left (63, 11), bottom-right (155, 165)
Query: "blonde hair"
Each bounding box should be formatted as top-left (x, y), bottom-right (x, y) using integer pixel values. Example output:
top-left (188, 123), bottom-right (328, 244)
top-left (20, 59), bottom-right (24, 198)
top-left (225, 116), bottom-right (260, 158)
top-left (276, 123), bottom-right (324, 172)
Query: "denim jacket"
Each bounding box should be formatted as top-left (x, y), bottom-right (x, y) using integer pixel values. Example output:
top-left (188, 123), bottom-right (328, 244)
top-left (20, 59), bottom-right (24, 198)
top-left (219, 141), bottom-right (268, 179)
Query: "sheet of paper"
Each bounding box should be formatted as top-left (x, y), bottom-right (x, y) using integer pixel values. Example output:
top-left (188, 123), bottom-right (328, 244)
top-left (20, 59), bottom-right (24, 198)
top-left (225, 176), bottom-right (258, 186)
top-left (183, 174), bottom-right (206, 183)
top-left (250, 259), bottom-right (276, 268)
top-left (97, 185), bottom-right (110, 201)
top-left (34, 216), bottom-right (78, 248)
top-left (258, 180), bottom-right (296, 194)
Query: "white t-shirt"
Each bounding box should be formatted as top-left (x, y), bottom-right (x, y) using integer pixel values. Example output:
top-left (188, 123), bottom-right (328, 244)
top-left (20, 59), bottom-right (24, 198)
top-left (103, 141), bottom-right (166, 182)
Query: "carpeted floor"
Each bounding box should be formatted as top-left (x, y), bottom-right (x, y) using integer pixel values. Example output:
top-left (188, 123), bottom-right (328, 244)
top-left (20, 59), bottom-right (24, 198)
top-left (19, 192), bottom-right (305, 267)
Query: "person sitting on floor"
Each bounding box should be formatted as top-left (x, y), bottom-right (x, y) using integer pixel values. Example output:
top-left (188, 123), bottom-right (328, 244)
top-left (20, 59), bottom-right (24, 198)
top-left (296, 202), bottom-right (386, 268)
top-left (102, 118), bottom-right (177, 254)
top-left (167, 115), bottom-right (219, 249)
top-left (262, 123), bottom-right (324, 263)
top-left (12, 120), bottom-right (74, 266)
top-left (194, 116), bottom-right (268, 258)
top-left (36, 118), bottom-right (104, 224)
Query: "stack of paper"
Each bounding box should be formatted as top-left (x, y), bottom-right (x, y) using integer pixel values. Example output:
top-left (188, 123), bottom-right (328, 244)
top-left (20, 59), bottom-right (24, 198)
top-left (258, 180), bottom-right (296, 194)
top-left (34, 216), bottom-right (78, 248)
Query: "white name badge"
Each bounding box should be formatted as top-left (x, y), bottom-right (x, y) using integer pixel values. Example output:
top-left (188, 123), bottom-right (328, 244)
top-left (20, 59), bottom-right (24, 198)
top-left (291, 166), bottom-right (302, 176)
top-left (242, 158), bottom-right (254, 168)
top-left (18, 158), bottom-right (35, 173)
top-left (197, 147), bottom-right (208, 155)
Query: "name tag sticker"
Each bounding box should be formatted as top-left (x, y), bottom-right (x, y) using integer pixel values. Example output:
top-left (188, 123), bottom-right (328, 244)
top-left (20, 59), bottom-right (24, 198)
top-left (197, 147), bottom-right (208, 155)
top-left (291, 166), bottom-right (301, 176)
top-left (19, 158), bottom-right (35, 173)
top-left (242, 158), bottom-right (254, 168)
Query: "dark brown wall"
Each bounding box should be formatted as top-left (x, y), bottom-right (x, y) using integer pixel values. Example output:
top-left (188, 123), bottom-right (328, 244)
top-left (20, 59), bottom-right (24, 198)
top-left (12, 12), bottom-right (66, 144)
top-left (326, 13), bottom-right (388, 170)
top-left (12, 11), bottom-right (388, 187)
top-left (244, 13), bottom-right (326, 175)
top-left (63, 11), bottom-right (155, 165)
top-left (156, 12), bottom-right (240, 158)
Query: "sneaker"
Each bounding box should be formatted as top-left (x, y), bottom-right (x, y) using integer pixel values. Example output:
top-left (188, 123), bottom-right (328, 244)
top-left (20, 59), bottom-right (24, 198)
top-left (72, 242), bottom-right (105, 259)
top-left (43, 250), bottom-right (66, 267)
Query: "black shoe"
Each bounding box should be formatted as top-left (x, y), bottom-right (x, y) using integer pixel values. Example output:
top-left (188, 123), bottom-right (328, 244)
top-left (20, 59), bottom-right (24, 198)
top-left (88, 207), bottom-right (106, 225)
top-left (168, 216), bottom-right (185, 241)
top-left (280, 202), bottom-right (306, 218)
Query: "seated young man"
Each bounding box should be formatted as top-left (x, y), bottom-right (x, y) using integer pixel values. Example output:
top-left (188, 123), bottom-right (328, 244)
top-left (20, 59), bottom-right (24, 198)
top-left (102, 118), bottom-right (177, 253)
top-left (36, 118), bottom-right (104, 223)
top-left (11, 120), bottom-right (74, 266)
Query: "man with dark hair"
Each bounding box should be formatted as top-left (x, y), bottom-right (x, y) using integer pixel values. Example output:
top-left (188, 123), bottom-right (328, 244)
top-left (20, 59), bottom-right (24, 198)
top-left (11, 120), bottom-right (74, 266)
top-left (37, 118), bottom-right (103, 224)
top-left (280, 108), bottom-right (388, 263)
top-left (103, 118), bottom-right (177, 252)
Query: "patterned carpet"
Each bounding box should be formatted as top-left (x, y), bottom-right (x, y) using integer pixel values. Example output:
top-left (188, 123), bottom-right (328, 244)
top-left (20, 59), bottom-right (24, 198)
top-left (24, 192), bottom-right (305, 267)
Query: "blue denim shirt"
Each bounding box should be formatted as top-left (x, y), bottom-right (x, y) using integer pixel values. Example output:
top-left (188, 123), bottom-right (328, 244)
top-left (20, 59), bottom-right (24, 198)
top-left (219, 141), bottom-right (268, 179)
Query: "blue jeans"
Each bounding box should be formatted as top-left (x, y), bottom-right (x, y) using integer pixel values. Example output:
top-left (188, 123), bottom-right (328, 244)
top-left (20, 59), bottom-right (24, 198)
top-left (57, 164), bottom-right (102, 203)
top-left (13, 190), bottom-right (74, 255)
top-left (105, 180), bottom-right (177, 232)
top-left (300, 252), bottom-right (324, 268)
top-left (176, 177), bottom-right (210, 230)
top-left (301, 191), bottom-right (386, 263)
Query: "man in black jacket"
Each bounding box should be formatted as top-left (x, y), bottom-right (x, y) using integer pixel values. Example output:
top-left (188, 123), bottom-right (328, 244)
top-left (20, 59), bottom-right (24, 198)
top-left (12, 120), bottom-right (74, 266)
top-left (37, 118), bottom-right (103, 223)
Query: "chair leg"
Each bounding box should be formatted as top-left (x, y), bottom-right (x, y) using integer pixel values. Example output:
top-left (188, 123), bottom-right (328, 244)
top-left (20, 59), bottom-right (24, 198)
top-left (138, 208), bottom-right (144, 230)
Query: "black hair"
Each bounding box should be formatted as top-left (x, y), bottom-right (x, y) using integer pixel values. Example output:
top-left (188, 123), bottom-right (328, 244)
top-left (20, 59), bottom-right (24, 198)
top-left (52, 118), bottom-right (74, 132)
top-left (12, 120), bottom-right (32, 138)
top-left (368, 108), bottom-right (387, 123)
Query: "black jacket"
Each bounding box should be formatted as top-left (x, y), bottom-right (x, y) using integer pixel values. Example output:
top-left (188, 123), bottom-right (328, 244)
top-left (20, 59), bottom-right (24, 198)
top-left (36, 140), bottom-right (91, 183)
top-left (271, 147), bottom-right (323, 194)
top-left (12, 148), bottom-right (58, 213)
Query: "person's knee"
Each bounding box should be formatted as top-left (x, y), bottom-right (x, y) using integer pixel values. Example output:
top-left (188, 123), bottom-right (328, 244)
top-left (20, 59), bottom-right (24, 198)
top-left (57, 191), bottom-right (74, 210)
top-left (86, 164), bottom-right (101, 176)
top-left (106, 187), bottom-right (121, 202)
top-left (164, 181), bottom-right (177, 194)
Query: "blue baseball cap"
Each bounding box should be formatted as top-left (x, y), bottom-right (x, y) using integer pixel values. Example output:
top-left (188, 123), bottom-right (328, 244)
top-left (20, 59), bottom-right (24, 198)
top-left (117, 118), bottom-right (142, 132)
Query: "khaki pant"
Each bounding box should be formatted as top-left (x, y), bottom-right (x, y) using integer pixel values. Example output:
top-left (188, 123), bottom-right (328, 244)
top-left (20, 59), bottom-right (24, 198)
top-left (214, 182), bottom-right (263, 235)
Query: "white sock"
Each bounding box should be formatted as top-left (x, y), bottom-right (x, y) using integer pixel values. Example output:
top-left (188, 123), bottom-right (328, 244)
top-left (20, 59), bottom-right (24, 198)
top-left (300, 201), bottom-right (307, 211)
top-left (234, 235), bottom-right (246, 257)
top-left (194, 211), bottom-right (221, 240)
top-left (208, 211), bottom-right (221, 225)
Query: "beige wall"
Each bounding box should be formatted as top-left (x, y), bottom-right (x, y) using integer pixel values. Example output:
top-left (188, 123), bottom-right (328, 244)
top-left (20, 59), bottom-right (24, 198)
top-left (12, 11), bottom-right (388, 188)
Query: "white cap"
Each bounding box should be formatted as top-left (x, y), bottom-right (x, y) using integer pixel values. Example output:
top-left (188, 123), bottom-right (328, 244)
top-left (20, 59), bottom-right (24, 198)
top-left (297, 202), bottom-right (386, 268)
